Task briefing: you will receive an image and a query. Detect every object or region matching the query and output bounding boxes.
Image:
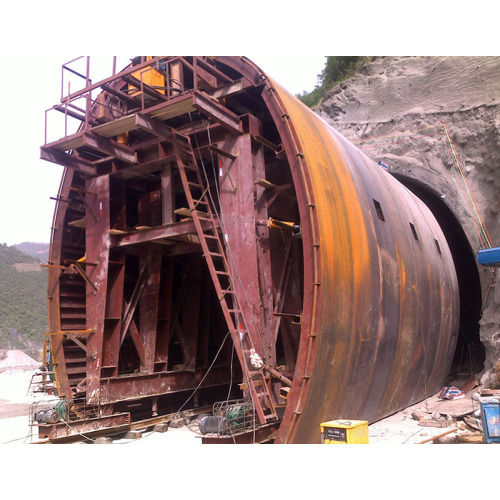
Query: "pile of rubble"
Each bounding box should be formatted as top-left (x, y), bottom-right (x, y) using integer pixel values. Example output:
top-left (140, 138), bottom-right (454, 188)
top-left (0, 350), bottom-right (40, 372)
top-left (368, 375), bottom-right (499, 444)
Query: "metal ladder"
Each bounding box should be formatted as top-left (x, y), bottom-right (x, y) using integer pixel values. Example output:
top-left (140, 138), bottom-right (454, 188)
top-left (171, 131), bottom-right (277, 425)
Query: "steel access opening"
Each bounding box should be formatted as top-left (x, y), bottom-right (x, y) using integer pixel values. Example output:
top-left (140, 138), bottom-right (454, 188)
top-left (392, 174), bottom-right (485, 375)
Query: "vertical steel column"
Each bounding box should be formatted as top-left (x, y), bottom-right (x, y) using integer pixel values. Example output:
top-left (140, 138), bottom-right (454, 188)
top-left (161, 163), bottom-right (175, 225)
top-left (155, 259), bottom-right (174, 370)
top-left (251, 121), bottom-right (276, 366)
top-left (85, 175), bottom-right (111, 405)
top-left (219, 133), bottom-right (275, 364)
top-left (140, 250), bottom-right (162, 373)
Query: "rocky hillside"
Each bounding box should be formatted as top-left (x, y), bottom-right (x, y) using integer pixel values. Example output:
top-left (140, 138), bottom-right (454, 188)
top-left (14, 242), bottom-right (49, 264)
top-left (0, 244), bottom-right (48, 360)
top-left (315, 56), bottom-right (500, 386)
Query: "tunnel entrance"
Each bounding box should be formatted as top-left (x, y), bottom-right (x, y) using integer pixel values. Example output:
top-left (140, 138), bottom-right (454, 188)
top-left (392, 174), bottom-right (485, 376)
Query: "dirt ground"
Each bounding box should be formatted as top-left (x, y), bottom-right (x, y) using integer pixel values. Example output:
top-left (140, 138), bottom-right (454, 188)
top-left (0, 367), bottom-right (494, 445)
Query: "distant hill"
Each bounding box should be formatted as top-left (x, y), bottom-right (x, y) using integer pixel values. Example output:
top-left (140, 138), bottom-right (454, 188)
top-left (0, 244), bottom-right (47, 360)
top-left (14, 242), bottom-right (50, 263)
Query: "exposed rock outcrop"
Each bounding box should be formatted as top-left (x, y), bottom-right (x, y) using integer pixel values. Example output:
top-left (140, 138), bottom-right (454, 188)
top-left (316, 56), bottom-right (500, 386)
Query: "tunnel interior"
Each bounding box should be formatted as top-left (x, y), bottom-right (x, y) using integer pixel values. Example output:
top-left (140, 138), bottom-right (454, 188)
top-left (393, 174), bottom-right (485, 376)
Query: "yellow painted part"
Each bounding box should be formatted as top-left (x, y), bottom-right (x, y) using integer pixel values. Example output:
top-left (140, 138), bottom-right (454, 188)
top-left (117, 132), bottom-right (129, 145)
top-left (130, 57), bottom-right (165, 96)
top-left (321, 420), bottom-right (369, 444)
top-left (268, 218), bottom-right (295, 230)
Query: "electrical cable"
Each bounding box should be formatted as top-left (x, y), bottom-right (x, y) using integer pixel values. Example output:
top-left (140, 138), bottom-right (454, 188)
top-left (355, 122), bottom-right (493, 251)
top-left (187, 112), bottom-right (266, 353)
top-left (176, 331), bottom-right (231, 414)
top-left (196, 117), bottom-right (266, 439)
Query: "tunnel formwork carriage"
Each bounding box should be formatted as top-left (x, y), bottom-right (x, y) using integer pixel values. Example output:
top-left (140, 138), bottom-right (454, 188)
top-left (41, 56), bottom-right (459, 443)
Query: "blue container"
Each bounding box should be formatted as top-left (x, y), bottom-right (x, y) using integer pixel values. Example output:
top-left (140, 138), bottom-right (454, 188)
top-left (477, 247), bottom-right (500, 267)
top-left (480, 402), bottom-right (500, 443)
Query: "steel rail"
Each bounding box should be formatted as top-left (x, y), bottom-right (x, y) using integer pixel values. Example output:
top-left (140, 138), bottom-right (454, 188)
top-left (30, 405), bottom-right (214, 444)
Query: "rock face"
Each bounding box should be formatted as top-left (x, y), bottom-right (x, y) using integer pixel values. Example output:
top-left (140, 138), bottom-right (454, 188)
top-left (316, 56), bottom-right (500, 387)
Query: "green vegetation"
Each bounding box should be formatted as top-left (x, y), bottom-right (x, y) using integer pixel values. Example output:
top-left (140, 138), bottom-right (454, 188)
top-left (297, 56), bottom-right (369, 108)
top-left (0, 243), bottom-right (48, 358)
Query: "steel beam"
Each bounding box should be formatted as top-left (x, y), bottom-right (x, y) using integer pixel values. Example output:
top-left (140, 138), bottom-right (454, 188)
top-left (218, 133), bottom-right (275, 362)
top-left (134, 113), bottom-right (173, 139)
top-left (192, 91), bottom-right (241, 134)
top-left (82, 133), bottom-right (137, 163)
top-left (110, 220), bottom-right (212, 247)
top-left (40, 147), bottom-right (96, 176)
top-left (98, 366), bottom-right (231, 403)
top-left (37, 412), bottom-right (131, 440)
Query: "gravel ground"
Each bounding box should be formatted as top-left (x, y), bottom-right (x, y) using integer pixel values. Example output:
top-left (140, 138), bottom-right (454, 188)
top-left (0, 367), bottom-right (488, 445)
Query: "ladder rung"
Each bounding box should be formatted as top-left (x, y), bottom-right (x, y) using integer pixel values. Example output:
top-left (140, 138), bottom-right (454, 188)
top-left (265, 413), bottom-right (278, 420)
top-left (192, 199), bottom-right (209, 206)
top-left (174, 133), bottom-right (282, 424)
top-left (182, 164), bottom-right (199, 171)
top-left (208, 251), bottom-right (224, 258)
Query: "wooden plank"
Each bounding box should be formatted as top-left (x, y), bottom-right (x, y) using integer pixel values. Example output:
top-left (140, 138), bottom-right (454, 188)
top-left (90, 93), bottom-right (195, 138)
top-left (89, 114), bottom-right (137, 138)
top-left (480, 389), bottom-right (500, 396)
top-left (44, 132), bottom-right (87, 152)
top-left (174, 207), bottom-right (209, 219)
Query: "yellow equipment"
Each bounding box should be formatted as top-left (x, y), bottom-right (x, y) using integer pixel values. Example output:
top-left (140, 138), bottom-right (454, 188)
top-left (130, 56), bottom-right (165, 96)
top-left (320, 419), bottom-right (369, 444)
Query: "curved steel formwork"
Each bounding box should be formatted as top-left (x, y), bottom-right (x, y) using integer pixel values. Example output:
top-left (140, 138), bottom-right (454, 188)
top-left (41, 57), bottom-right (459, 443)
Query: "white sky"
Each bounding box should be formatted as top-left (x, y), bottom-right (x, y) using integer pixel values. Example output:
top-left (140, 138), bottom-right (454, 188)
top-left (0, 0), bottom-right (491, 249)
top-left (0, 56), bottom-right (326, 246)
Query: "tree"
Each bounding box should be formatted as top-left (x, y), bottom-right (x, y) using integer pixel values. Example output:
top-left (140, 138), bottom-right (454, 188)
top-left (297, 56), bottom-right (368, 108)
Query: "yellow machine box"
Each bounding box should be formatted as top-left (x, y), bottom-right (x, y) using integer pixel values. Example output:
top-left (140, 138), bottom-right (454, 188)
top-left (320, 419), bottom-right (369, 444)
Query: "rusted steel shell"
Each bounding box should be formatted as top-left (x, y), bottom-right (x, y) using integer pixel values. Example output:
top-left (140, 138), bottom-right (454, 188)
top-left (45, 57), bottom-right (459, 444)
top-left (270, 83), bottom-right (458, 443)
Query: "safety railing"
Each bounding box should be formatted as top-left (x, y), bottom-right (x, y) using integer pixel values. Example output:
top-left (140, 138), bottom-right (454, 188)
top-left (43, 56), bottom-right (232, 146)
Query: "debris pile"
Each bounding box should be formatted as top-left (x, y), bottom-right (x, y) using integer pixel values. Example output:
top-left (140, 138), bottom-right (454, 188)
top-left (0, 350), bottom-right (40, 372)
top-left (369, 374), bottom-right (500, 444)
